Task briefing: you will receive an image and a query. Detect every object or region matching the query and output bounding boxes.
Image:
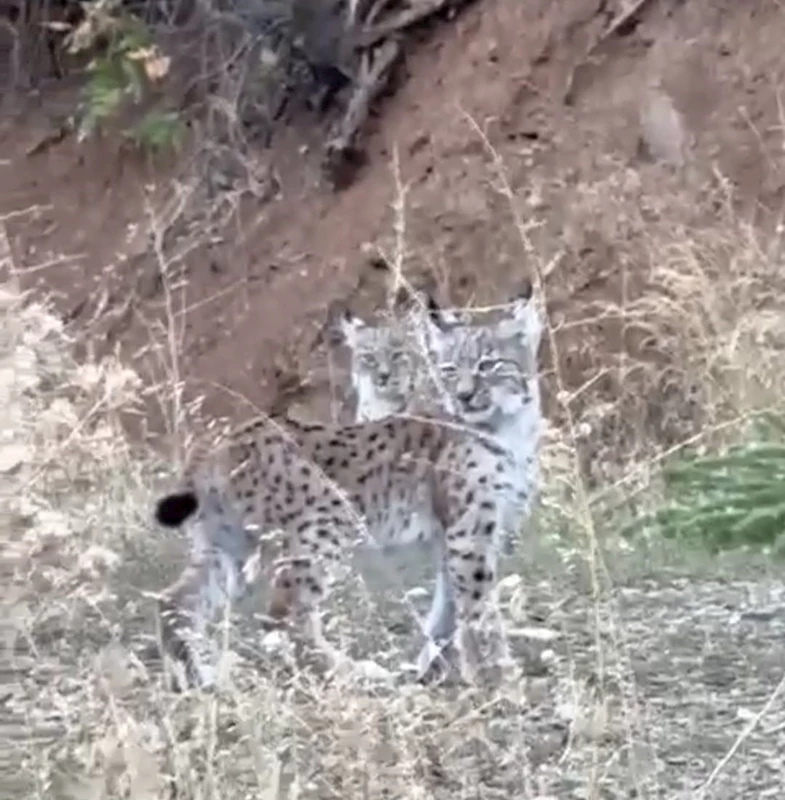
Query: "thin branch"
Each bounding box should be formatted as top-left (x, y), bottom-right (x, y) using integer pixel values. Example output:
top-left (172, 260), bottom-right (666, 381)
top-left (323, 37), bottom-right (401, 181)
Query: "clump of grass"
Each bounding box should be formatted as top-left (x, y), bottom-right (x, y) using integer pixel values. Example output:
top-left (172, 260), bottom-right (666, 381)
top-left (540, 163), bottom-right (785, 486)
top-left (0, 279), bottom-right (172, 796)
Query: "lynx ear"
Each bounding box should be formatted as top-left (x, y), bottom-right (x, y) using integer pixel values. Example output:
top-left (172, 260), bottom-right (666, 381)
top-left (497, 281), bottom-right (543, 354)
top-left (514, 277), bottom-right (534, 302)
top-left (389, 273), bottom-right (440, 317)
top-left (390, 283), bottom-right (421, 316)
top-left (319, 300), bottom-right (366, 349)
top-left (422, 291), bottom-right (466, 332)
top-left (425, 291), bottom-right (447, 329)
top-left (335, 309), bottom-right (366, 350)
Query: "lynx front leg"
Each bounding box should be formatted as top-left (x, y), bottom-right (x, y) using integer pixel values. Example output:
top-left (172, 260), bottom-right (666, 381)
top-left (443, 511), bottom-right (508, 685)
top-left (416, 555), bottom-right (458, 683)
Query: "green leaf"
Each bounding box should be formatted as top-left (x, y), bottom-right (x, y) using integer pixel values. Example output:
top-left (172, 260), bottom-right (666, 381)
top-left (128, 111), bottom-right (184, 154)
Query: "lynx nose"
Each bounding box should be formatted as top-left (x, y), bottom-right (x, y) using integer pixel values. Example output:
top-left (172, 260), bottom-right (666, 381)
top-left (455, 375), bottom-right (475, 405)
top-left (376, 370), bottom-right (391, 386)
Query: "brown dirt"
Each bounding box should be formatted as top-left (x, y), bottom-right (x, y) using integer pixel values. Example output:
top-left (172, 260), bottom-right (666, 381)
top-left (2, 0), bottom-right (785, 444)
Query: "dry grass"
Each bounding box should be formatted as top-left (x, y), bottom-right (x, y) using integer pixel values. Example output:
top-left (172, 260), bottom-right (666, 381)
top-left (569, 167), bottom-right (785, 463)
top-left (4, 144), bottom-right (785, 799)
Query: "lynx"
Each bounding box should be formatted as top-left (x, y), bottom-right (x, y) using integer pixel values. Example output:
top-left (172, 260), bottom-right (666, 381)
top-left (331, 297), bottom-right (456, 678)
top-left (154, 401), bottom-right (532, 691)
top-left (326, 283), bottom-right (544, 678)
top-left (425, 286), bottom-right (544, 518)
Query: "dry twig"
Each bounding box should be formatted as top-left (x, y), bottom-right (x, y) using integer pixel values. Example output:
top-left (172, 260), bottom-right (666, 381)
top-left (357, 0), bottom-right (478, 49)
top-left (323, 38), bottom-right (401, 184)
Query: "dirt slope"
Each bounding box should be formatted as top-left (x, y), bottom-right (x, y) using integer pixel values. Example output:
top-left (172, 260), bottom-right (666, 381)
top-left (2, 0), bottom-right (784, 443)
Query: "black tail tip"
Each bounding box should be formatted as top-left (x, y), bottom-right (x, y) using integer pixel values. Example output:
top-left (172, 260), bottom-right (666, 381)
top-left (155, 492), bottom-right (198, 527)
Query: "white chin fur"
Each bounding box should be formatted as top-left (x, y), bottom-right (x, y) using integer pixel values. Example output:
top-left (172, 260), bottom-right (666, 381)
top-left (498, 395), bottom-right (526, 415)
top-left (461, 406), bottom-right (495, 425)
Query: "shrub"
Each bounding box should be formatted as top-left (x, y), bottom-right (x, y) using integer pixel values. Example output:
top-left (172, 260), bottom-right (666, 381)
top-left (65, 0), bottom-right (182, 153)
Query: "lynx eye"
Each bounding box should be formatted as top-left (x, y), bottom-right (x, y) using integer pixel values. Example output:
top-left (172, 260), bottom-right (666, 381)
top-left (476, 357), bottom-right (499, 374)
top-left (439, 363), bottom-right (458, 380)
top-left (359, 354), bottom-right (377, 369)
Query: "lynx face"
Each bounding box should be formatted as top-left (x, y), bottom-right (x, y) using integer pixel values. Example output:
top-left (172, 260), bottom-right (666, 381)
top-left (438, 336), bottom-right (530, 425)
top-left (335, 312), bottom-right (418, 421)
top-left (425, 290), bottom-right (543, 431)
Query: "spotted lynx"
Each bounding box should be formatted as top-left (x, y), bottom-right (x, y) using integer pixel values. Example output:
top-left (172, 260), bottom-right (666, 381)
top-left (154, 397), bottom-right (533, 690)
top-left (426, 286), bottom-right (544, 517)
top-left (332, 299), bottom-right (456, 678)
top-left (329, 284), bottom-right (543, 677)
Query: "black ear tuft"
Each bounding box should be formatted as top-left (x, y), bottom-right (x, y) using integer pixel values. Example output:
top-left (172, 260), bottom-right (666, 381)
top-left (391, 285), bottom-right (412, 313)
top-left (155, 492), bottom-right (199, 528)
top-left (314, 301), bottom-right (350, 349)
top-left (368, 255), bottom-right (391, 272)
top-left (514, 278), bottom-right (534, 301)
top-left (425, 292), bottom-right (452, 331)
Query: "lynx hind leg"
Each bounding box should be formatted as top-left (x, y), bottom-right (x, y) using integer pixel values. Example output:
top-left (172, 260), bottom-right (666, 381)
top-left (158, 562), bottom-right (218, 692)
top-left (267, 543), bottom-right (350, 674)
top-left (157, 548), bottom-right (250, 691)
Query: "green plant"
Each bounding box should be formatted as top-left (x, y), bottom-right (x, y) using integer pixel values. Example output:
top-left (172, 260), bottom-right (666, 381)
top-left (641, 413), bottom-right (785, 553)
top-left (125, 109), bottom-right (184, 154)
top-left (65, 0), bottom-right (181, 153)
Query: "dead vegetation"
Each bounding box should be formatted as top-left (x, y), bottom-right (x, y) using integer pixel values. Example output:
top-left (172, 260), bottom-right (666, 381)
top-left (541, 165), bottom-right (785, 489)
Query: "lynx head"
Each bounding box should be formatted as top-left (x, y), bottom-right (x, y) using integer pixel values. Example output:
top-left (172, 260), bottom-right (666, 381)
top-left (424, 281), bottom-right (543, 428)
top-left (330, 309), bottom-right (415, 421)
top-left (326, 282), bottom-right (440, 421)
